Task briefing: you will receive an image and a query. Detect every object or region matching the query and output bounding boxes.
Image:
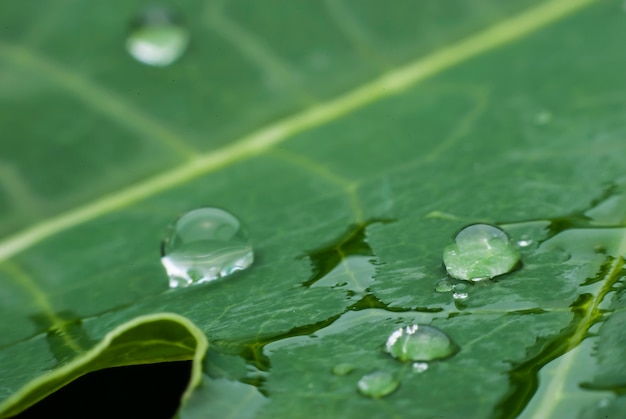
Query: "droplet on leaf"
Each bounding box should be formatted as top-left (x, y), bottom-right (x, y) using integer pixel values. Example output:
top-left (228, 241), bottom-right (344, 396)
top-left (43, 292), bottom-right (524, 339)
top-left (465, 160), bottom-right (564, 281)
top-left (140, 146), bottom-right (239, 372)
top-left (161, 207), bottom-right (253, 288)
top-left (126, 6), bottom-right (189, 67)
top-left (385, 324), bottom-right (458, 362)
top-left (332, 363), bottom-right (355, 376)
top-left (452, 291), bottom-right (469, 300)
top-left (435, 279), bottom-right (454, 293)
top-left (443, 224), bottom-right (521, 281)
top-left (357, 371), bottom-right (399, 398)
top-left (452, 282), bottom-right (469, 300)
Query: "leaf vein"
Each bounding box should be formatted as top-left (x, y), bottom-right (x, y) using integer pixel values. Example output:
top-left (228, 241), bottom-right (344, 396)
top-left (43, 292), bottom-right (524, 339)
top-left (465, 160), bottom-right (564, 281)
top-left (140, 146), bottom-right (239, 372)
top-left (0, 0), bottom-right (596, 262)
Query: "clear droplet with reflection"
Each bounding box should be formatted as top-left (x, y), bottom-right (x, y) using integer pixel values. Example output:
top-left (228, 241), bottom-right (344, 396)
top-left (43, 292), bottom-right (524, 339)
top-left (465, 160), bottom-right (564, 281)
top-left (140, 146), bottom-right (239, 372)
top-left (385, 324), bottom-right (458, 362)
top-left (126, 6), bottom-right (189, 67)
top-left (357, 371), bottom-right (399, 398)
top-left (452, 282), bottom-right (469, 300)
top-left (332, 363), bottom-right (355, 376)
top-left (435, 279), bottom-right (454, 293)
top-left (161, 207), bottom-right (253, 288)
top-left (443, 224), bottom-right (521, 281)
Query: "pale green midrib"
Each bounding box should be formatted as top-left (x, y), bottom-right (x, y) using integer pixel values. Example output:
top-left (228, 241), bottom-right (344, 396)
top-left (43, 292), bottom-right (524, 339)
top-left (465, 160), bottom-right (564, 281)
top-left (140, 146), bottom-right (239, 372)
top-left (0, 313), bottom-right (208, 418)
top-left (0, 0), bottom-right (596, 262)
top-left (521, 234), bottom-right (626, 419)
top-left (0, 42), bottom-right (197, 159)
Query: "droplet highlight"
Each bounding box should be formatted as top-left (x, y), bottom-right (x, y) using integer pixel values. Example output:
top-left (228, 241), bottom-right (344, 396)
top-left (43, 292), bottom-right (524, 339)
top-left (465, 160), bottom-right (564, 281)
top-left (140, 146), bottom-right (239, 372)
top-left (161, 207), bottom-right (253, 288)
top-left (385, 324), bottom-right (458, 362)
top-left (452, 291), bottom-right (469, 300)
top-left (357, 371), bottom-right (399, 398)
top-left (452, 282), bottom-right (469, 300)
top-left (517, 235), bottom-right (533, 248)
top-left (126, 6), bottom-right (189, 67)
top-left (412, 362), bottom-right (429, 373)
top-left (443, 224), bottom-right (521, 281)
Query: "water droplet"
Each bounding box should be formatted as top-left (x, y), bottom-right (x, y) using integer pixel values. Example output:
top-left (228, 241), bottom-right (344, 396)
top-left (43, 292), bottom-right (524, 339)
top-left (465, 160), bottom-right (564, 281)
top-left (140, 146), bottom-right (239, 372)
top-left (412, 362), bottom-right (428, 373)
top-left (332, 363), bottom-right (355, 376)
top-left (357, 371), bottom-right (399, 398)
top-left (435, 279), bottom-right (453, 293)
top-left (126, 6), bottom-right (189, 67)
top-left (452, 291), bottom-right (468, 300)
top-left (161, 207), bottom-right (253, 288)
top-left (443, 224), bottom-right (521, 281)
top-left (453, 282), bottom-right (469, 292)
top-left (385, 324), bottom-right (458, 362)
top-left (452, 278), bottom-right (468, 300)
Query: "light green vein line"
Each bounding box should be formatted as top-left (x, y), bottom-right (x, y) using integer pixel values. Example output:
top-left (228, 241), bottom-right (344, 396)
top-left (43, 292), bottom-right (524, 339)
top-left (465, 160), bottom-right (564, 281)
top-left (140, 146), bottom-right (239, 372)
top-left (323, 0), bottom-right (390, 69)
top-left (425, 86), bottom-right (490, 161)
top-left (0, 162), bottom-right (42, 220)
top-left (206, 0), bottom-right (314, 104)
top-left (337, 248), bottom-right (367, 293)
top-left (0, 262), bottom-right (82, 353)
top-left (0, 42), bottom-right (197, 159)
top-left (0, 0), bottom-right (596, 262)
top-left (269, 148), bottom-right (363, 222)
top-left (323, 0), bottom-right (374, 49)
top-left (522, 237), bottom-right (626, 419)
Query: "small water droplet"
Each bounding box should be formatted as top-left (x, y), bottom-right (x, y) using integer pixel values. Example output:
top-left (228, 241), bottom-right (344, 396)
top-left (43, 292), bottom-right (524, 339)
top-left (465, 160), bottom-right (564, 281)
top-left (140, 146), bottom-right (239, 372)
top-left (332, 363), bottom-right (355, 376)
top-left (412, 362), bottom-right (428, 373)
top-left (357, 371), bottom-right (399, 398)
top-left (161, 207), bottom-right (253, 288)
top-left (385, 324), bottom-right (458, 362)
top-left (435, 279), bottom-right (454, 293)
top-left (126, 6), bottom-right (189, 67)
top-left (447, 281), bottom-right (470, 299)
top-left (443, 224), bottom-right (521, 281)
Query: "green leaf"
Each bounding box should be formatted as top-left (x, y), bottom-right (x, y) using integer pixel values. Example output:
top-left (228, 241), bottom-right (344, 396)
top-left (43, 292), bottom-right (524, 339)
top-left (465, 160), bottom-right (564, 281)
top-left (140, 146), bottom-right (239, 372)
top-left (0, 313), bottom-right (207, 418)
top-left (1, 0), bottom-right (626, 417)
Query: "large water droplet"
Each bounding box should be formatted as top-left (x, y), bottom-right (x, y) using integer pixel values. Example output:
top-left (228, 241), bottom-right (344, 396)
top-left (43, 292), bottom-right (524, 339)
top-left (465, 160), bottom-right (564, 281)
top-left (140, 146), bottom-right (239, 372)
top-left (443, 224), bottom-right (521, 281)
top-left (161, 207), bottom-right (253, 288)
top-left (385, 324), bottom-right (458, 362)
top-left (126, 6), bottom-right (189, 67)
top-left (357, 371), bottom-right (399, 398)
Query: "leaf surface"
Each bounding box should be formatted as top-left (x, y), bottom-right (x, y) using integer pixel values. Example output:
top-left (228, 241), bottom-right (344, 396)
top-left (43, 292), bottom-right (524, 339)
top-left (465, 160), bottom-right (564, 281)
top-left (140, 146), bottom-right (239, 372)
top-left (1, 0), bottom-right (625, 417)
